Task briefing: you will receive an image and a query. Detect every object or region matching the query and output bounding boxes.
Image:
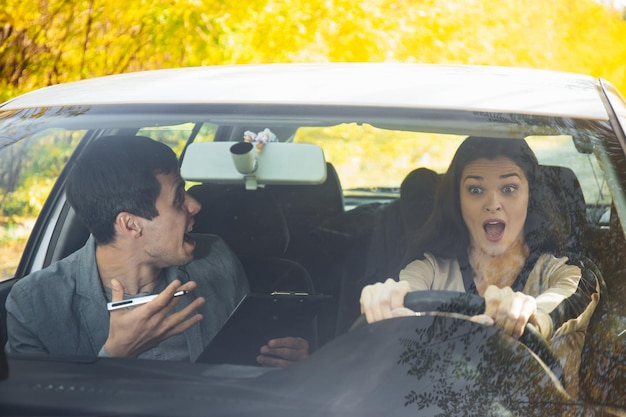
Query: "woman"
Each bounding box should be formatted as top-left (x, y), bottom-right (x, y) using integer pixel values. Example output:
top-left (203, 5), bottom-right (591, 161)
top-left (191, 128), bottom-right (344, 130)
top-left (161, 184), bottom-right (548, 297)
top-left (360, 136), bottom-right (598, 396)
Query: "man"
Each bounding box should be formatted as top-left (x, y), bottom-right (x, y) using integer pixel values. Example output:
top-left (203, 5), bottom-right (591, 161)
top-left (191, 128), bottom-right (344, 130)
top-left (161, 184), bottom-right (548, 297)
top-left (5, 135), bottom-right (308, 367)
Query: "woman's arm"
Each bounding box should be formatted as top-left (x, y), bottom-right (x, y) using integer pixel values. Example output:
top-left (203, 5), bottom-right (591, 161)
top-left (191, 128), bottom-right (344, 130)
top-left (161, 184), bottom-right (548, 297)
top-left (480, 253), bottom-right (599, 341)
top-left (533, 254), bottom-right (599, 339)
top-left (360, 255), bottom-right (442, 323)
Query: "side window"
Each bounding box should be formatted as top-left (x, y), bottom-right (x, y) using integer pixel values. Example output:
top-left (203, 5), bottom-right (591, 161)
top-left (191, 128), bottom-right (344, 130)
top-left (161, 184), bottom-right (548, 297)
top-left (0, 129), bottom-right (84, 281)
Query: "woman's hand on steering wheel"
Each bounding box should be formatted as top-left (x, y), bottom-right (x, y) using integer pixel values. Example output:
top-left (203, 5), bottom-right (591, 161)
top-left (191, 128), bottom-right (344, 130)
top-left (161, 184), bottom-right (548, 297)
top-left (360, 280), bottom-right (545, 341)
top-left (479, 285), bottom-right (539, 339)
top-left (400, 289), bottom-right (562, 377)
top-left (358, 287), bottom-right (560, 374)
top-left (360, 278), bottom-right (412, 323)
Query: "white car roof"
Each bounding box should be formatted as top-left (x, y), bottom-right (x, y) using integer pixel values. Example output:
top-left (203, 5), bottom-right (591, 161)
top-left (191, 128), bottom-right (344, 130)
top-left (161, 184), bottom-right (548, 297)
top-left (0, 63), bottom-right (609, 120)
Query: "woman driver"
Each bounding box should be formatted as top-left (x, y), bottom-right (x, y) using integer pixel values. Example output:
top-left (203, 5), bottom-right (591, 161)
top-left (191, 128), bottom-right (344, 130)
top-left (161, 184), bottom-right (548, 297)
top-left (360, 136), bottom-right (599, 397)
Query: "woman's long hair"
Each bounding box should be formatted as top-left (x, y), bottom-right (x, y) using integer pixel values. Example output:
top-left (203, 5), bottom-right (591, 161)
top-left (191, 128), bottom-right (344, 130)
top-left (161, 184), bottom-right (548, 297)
top-left (403, 136), bottom-right (568, 263)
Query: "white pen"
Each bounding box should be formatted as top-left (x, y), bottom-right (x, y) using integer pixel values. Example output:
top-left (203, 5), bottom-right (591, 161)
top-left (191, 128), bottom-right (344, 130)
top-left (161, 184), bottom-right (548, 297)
top-left (107, 290), bottom-right (189, 311)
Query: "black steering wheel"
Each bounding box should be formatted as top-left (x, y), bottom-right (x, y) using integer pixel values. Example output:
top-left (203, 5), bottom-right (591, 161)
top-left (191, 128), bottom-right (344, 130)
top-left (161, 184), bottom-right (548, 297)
top-left (354, 290), bottom-right (564, 384)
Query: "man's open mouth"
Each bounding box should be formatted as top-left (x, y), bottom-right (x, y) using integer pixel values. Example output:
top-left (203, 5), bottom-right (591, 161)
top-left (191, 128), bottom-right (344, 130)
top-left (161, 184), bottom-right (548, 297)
top-left (184, 225), bottom-right (195, 244)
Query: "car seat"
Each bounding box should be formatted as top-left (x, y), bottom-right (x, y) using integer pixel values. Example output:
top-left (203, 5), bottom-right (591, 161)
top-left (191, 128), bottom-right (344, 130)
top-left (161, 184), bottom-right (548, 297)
top-left (363, 167), bottom-right (441, 281)
top-left (267, 162), bottom-right (344, 276)
top-left (187, 183), bottom-right (315, 295)
top-left (266, 163), bottom-right (346, 345)
top-left (575, 253), bottom-right (621, 403)
top-left (188, 183), bottom-right (322, 350)
top-left (578, 205), bottom-right (625, 407)
top-left (530, 163), bottom-right (606, 396)
top-left (538, 165), bottom-right (588, 254)
top-left (334, 167), bottom-right (441, 335)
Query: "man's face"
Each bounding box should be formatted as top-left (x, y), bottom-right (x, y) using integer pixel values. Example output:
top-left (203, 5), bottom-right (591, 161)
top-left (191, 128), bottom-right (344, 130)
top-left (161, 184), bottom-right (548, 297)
top-left (141, 172), bottom-right (201, 267)
top-left (460, 157), bottom-right (529, 257)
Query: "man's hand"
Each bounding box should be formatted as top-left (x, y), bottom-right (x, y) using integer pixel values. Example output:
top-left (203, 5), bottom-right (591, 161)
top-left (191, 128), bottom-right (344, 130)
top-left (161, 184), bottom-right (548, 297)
top-left (359, 278), bottom-right (412, 323)
top-left (256, 337), bottom-right (309, 368)
top-left (104, 279), bottom-right (205, 357)
top-left (471, 285), bottom-right (538, 339)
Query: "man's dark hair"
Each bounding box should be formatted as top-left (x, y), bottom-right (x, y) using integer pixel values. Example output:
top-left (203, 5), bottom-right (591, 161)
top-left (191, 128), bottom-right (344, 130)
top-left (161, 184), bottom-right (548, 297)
top-left (404, 136), bottom-right (568, 262)
top-left (65, 135), bottom-right (179, 244)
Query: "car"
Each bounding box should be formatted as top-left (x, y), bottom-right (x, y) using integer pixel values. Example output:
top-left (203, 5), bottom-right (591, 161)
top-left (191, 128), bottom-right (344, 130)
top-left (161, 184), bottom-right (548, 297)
top-left (0, 63), bottom-right (624, 416)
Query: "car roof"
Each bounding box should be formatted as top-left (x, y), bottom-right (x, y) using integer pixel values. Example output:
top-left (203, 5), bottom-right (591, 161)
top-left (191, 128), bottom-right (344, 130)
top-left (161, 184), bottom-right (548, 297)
top-left (0, 63), bottom-right (609, 120)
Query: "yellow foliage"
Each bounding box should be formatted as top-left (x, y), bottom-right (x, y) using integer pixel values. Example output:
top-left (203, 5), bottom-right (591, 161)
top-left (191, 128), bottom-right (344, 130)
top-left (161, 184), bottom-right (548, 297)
top-left (295, 123), bottom-right (464, 188)
top-left (1, 0), bottom-right (625, 97)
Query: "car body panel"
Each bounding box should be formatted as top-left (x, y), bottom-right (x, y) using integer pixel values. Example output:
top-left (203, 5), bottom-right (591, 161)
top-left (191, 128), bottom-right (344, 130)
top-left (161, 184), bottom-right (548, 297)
top-left (0, 64), bottom-right (610, 120)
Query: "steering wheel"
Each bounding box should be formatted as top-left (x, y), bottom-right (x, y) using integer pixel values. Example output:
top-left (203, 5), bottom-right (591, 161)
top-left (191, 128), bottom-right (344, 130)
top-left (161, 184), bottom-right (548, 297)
top-left (354, 290), bottom-right (564, 383)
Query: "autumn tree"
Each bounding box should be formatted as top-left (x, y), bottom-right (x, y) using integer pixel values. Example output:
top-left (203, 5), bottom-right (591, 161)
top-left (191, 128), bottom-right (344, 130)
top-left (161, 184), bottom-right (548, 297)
top-left (1, 0), bottom-right (626, 102)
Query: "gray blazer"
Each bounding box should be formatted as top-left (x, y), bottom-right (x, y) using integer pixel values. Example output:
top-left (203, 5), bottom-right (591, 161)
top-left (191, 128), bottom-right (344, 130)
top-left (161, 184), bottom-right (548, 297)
top-left (5, 234), bottom-right (249, 361)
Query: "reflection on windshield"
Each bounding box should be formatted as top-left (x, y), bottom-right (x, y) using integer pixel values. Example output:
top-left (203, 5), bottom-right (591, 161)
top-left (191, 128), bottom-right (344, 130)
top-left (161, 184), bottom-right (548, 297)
top-left (398, 314), bottom-right (572, 416)
top-left (580, 295), bottom-right (626, 410)
top-left (267, 314), bottom-right (608, 417)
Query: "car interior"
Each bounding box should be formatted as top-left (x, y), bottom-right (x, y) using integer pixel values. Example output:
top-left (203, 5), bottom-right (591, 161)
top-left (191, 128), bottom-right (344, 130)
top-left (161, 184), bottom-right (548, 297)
top-left (0, 119), bottom-right (625, 409)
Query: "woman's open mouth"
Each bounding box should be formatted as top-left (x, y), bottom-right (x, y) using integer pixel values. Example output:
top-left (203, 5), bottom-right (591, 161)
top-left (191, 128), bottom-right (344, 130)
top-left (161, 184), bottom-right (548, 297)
top-left (483, 220), bottom-right (505, 242)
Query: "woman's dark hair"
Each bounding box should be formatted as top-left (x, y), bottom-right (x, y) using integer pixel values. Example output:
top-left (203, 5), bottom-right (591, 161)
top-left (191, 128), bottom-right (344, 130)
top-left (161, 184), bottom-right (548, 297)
top-left (65, 135), bottom-right (179, 244)
top-left (404, 136), bottom-right (568, 262)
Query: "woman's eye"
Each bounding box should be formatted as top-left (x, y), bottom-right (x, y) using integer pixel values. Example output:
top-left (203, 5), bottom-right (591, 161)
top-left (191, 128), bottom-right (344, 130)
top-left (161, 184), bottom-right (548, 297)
top-left (468, 186), bottom-right (482, 195)
top-left (502, 185), bottom-right (517, 193)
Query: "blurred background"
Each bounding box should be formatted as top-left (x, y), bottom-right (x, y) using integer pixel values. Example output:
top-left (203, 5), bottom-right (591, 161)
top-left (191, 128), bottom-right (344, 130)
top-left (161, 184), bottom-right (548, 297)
top-left (1, 0), bottom-right (625, 102)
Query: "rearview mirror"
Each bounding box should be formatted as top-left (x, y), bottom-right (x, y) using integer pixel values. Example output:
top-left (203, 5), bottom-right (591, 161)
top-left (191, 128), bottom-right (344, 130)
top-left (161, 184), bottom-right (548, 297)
top-left (181, 142), bottom-right (327, 190)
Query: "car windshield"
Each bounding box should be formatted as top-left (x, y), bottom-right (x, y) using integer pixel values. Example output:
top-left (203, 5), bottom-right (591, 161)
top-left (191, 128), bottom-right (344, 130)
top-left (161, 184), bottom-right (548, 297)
top-left (0, 70), bottom-right (625, 416)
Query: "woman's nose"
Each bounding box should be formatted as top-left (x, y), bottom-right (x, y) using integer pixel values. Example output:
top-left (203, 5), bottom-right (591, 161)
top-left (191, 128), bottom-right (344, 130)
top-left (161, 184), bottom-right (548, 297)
top-left (484, 193), bottom-right (502, 212)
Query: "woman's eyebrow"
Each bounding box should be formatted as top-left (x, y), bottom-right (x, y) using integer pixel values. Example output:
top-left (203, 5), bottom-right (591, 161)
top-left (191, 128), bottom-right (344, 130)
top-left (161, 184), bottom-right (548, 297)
top-left (463, 172), bottom-right (521, 182)
top-left (499, 173), bottom-right (521, 180)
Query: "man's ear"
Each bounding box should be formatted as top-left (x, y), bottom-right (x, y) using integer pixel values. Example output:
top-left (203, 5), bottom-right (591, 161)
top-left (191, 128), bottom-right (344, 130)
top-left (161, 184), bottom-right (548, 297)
top-left (114, 212), bottom-right (144, 238)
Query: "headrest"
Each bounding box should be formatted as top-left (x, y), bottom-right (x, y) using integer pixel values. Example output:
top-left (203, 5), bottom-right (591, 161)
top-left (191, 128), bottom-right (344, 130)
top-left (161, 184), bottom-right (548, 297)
top-left (400, 167), bottom-right (441, 231)
top-left (538, 165), bottom-right (587, 253)
top-left (188, 184), bottom-right (289, 257)
top-left (270, 163), bottom-right (344, 218)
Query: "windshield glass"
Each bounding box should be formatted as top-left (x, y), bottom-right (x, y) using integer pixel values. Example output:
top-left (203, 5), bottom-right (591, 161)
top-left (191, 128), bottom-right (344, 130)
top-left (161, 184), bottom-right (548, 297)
top-left (0, 102), bottom-right (624, 415)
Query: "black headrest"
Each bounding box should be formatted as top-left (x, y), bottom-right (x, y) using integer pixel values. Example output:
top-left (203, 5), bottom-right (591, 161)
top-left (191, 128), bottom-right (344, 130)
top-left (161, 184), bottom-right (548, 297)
top-left (269, 163), bottom-right (344, 218)
top-left (538, 165), bottom-right (587, 253)
top-left (400, 167), bottom-right (441, 231)
top-left (187, 184), bottom-right (289, 258)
